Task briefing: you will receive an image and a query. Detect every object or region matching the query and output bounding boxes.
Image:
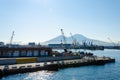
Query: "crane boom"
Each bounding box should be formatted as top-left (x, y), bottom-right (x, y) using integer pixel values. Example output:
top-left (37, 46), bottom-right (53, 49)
top-left (70, 32), bottom-right (74, 42)
top-left (117, 41), bottom-right (120, 46)
top-left (9, 31), bottom-right (15, 47)
top-left (107, 37), bottom-right (116, 46)
top-left (61, 29), bottom-right (67, 44)
top-left (70, 32), bottom-right (76, 45)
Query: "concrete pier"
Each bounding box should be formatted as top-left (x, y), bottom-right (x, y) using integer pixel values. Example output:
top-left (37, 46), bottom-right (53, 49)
top-left (0, 56), bottom-right (115, 78)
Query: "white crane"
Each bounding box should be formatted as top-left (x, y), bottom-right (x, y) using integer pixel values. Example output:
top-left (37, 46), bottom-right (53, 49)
top-left (70, 32), bottom-right (77, 46)
top-left (61, 29), bottom-right (67, 44)
top-left (107, 37), bottom-right (116, 46)
top-left (9, 31), bottom-right (15, 47)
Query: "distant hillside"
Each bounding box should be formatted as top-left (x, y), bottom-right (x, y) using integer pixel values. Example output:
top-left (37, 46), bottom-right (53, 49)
top-left (43, 34), bottom-right (112, 46)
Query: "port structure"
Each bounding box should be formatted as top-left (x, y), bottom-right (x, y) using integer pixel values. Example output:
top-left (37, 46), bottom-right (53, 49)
top-left (61, 29), bottom-right (67, 44)
top-left (70, 32), bottom-right (77, 46)
top-left (9, 31), bottom-right (15, 47)
top-left (107, 37), bottom-right (116, 46)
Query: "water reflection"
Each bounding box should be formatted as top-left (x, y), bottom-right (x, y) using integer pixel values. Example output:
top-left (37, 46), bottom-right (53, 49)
top-left (1, 49), bottom-right (120, 80)
top-left (2, 71), bottom-right (56, 80)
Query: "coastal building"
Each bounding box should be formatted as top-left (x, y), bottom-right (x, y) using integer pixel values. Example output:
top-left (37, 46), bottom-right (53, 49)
top-left (0, 42), bottom-right (4, 47)
top-left (0, 47), bottom-right (52, 58)
top-left (28, 42), bottom-right (36, 46)
top-left (48, 44), bottom-right (72, 48)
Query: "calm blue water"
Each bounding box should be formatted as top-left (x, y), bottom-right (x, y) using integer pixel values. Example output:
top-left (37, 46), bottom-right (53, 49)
top-left (1, 49), bottom-right (120, 80)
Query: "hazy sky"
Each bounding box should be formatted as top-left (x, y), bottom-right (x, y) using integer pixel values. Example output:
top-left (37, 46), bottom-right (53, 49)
top-left (0, 0), bottom-right (120, 44)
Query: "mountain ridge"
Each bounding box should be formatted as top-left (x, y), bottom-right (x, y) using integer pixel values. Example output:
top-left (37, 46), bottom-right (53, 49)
top-left (43, 34), bottom-right (112, 46)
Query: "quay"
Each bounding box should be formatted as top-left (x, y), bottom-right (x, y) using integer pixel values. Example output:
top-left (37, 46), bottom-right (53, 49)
top-left (0, 46), bottom-right (115, 78)
top-left (0, 56), bottom-right (115, 78)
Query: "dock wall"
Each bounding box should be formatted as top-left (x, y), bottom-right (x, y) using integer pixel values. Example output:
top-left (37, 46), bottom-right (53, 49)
top-left (0, 56), bottom-right (82, 65)
top-left (0, 56), bottom-right (115, 78)
top-left (0, 59), bottom-right (16, 65)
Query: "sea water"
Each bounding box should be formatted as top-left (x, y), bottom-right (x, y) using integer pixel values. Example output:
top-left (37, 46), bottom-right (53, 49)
top-left (1, 49), bottom-right (120, 80)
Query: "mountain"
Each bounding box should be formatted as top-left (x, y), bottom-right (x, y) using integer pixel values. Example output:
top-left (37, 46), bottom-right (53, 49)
top-left (43, 34), bottom-right (112, 46)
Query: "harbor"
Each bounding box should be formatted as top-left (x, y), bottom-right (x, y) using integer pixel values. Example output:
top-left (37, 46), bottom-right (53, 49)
top-left (0, 56), bottom-right (115, 78)
top-left (0, 0), bottom-right (120, 79)
top-left (0, 49), bottom-right (118, 80)
top-left (0, 46), bottom-right (115, 78)
top-left (0, 29), bottom-right (116, 78)
top-left (0, 29), bottom-right (117, 78)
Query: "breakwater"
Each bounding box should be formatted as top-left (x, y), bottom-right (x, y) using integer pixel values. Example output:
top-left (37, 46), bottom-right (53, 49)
top-left (0, 56), bottom-right (115, 78)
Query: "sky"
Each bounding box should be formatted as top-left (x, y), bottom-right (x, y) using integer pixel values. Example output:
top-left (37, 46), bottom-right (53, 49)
top-left (0, 0), bottom-right (120, 44)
